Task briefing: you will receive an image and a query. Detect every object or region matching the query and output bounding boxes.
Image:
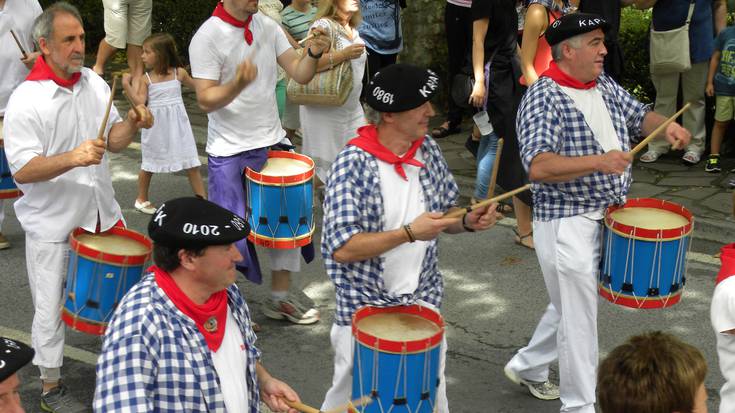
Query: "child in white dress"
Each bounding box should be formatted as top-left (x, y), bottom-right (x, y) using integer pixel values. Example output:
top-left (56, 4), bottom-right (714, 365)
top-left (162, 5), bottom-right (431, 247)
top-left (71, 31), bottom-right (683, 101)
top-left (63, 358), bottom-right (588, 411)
top-left (122, 33), bottom-right (205, 214)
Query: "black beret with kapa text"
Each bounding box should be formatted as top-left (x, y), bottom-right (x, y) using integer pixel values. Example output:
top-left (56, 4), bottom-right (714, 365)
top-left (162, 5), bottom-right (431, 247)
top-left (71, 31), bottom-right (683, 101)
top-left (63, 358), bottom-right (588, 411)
top-left (0, 337), bottom-right (33, 382)
top-left (545, 12), bottom-right (610, 47)
top-left (365, 63), bottom-right (440, 113)
top-left (148, 197), bottom-right (250, 249)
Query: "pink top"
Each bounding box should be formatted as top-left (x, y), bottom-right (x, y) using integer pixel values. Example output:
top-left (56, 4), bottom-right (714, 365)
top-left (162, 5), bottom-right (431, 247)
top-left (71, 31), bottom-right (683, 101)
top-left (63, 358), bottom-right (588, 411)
top-left (520, 8), bottom-right (561, 86)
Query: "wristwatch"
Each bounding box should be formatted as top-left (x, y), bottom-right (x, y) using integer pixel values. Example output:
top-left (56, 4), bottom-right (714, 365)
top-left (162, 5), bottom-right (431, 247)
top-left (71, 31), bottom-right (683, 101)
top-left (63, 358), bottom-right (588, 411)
top-left (307, 47), bottom-right (323, 59)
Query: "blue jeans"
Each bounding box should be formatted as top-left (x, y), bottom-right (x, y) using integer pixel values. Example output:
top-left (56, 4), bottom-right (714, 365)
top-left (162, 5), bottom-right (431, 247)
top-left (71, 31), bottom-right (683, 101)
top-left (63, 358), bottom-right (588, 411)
top-left (474, 132), bottom-right (499, 199)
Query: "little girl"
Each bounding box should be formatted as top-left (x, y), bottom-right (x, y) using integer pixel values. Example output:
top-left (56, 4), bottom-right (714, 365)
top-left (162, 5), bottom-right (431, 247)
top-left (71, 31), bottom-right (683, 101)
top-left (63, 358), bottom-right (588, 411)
top-left (122, 33), bottom-right (205, 214)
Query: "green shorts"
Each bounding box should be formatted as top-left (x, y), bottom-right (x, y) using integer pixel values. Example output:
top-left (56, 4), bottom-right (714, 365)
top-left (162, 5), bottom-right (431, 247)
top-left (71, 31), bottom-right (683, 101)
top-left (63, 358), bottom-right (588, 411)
top-left (715, 95), bottom-right (735, 122)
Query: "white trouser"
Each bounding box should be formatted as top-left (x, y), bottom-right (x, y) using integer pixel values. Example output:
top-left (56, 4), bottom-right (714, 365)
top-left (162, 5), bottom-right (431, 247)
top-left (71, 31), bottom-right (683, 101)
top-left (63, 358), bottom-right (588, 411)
top-left (321, 324), bottom-right (449, 412)
top-left (506, 215), bottom-right (601, 413)
top-left (715, 325), bottom-right (735, 412)
top-left (268, 248), bottom-right (301, 272)
top-left (25, 234), bottom-right (68, 372)
top-left (648, 61), bottom-right (708, 155)
top-left (0, 199), bottom-right (4, 229)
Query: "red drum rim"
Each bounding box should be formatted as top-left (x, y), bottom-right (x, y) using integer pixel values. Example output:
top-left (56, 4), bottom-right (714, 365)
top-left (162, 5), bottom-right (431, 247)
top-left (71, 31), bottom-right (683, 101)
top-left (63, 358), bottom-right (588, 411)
top-left (0, 189), bottom-right (22, 199)
top-left (61, 308), bottom-right (107, 335)
top-left (248, 230), bottom-right (314, 249)
top-left (352, 305), bottom-right (444, 354)
top-left (605, 198), bottom-right (693, 241)
top-left (69, 227), bottom-right (152, 265)
top-left (245, 151), bottom-right (314, 186)
top-left (598, 284), bottom-right (682, 309)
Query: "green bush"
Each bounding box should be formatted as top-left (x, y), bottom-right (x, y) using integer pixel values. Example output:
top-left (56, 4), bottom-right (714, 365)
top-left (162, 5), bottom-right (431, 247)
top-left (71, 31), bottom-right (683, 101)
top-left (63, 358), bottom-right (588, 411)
top-left (619, 7), bottom-right (654, 104)
top-left (39, 0), bottom-right (217, 63)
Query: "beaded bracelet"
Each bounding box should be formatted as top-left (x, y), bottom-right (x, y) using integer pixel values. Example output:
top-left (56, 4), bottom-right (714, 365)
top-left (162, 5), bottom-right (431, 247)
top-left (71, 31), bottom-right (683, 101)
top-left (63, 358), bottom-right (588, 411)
top-left (403, 224), bottom-right (416, 243)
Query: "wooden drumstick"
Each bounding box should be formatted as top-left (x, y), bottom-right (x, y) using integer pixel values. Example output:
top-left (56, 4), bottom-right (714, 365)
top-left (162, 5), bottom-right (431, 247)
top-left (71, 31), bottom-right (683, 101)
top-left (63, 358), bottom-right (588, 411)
top-left (122, 90), bottom-right (143, 119)
top-left (445, 184), bottom-right (531, 219)
top-left (9, 29), bottom-right (28, 59)
top-left (486, 138), bottom-right (504, 199)
top-left (284, 395), bottom-right (371, 413)
top-left (630, 102), bottom-right (691, 156)
top-left (98, 76), bottom-right (118, 144)
top-left (297, 31), bottom-right (319, 45)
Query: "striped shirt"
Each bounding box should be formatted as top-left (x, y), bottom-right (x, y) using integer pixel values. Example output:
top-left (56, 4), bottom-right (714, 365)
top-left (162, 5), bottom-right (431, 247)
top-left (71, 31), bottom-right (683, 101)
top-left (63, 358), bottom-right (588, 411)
top-left (281, 5), bottom-right (317, 40)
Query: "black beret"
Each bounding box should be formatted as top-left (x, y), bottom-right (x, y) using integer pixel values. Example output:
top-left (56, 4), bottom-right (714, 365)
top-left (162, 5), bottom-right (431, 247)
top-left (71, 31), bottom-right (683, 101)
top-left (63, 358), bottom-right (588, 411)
top-left (545, 12), bottom-right (610, 47)
top-left (148, 197), bottom-right (250, 249)
top-left (365, 64), bottom-right (440, 113)
top-left (0, 337), bottom-right (33, 382)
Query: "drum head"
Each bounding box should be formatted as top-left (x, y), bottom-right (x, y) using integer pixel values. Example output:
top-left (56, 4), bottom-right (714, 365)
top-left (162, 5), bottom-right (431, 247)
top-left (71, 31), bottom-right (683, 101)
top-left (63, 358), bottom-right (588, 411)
top-left (352, 305), bottom-right (444, 353)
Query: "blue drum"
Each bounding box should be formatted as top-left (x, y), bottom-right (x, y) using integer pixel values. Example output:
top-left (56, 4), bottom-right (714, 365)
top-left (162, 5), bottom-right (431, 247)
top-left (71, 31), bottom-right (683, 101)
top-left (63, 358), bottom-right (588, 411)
top-left (244, 151), bottom-right (314, 249)
top-left (352, 305), bottom-right (444, 413)
top-left (62, 227), bottom-right (152, 335)
top-left (0, 148), bottom-right (21, 199)
top-left (599, 198), bottom-right (693, 309)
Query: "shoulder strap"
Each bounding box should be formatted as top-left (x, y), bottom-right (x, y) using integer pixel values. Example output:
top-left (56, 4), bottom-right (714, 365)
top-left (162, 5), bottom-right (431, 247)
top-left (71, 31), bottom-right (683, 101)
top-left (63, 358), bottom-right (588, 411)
top-left (145, 72), bottom-right (152, 83)
top-left (685, 0), bottom-right (695, 25)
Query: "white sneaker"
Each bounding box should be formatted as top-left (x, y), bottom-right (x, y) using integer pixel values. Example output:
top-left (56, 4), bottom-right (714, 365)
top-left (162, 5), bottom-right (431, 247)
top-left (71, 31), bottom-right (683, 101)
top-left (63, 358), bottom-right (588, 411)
top-left (504, 363), bottom-right (560, 400)
top-left (134, 200), bottom-right (157, 215)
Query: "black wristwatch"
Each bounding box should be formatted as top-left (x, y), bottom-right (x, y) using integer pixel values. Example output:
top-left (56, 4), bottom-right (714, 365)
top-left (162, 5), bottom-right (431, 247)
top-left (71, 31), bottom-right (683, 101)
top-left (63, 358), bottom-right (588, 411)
top-left (307, 47), bottom-right (323, 59)
top-left (462, 214), bottom-right (475, 232)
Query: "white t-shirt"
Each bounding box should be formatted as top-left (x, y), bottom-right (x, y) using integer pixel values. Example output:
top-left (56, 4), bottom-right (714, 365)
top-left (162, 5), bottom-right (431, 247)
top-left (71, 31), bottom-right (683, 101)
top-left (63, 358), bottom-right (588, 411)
top-left (189, 14), bottom-right (291, 157)
top-left (3, 68), bottom-right (124, 242)
top-left (712, 276), bottom-right (735, 413)
top-left (560, 85), bottom-right (622, 220)
top-left (377, 149), bottom-right (428, 295)
top-left (0, 0), bottom-right (42, 115)
top-left (212, 307), bottom-right (249, 413)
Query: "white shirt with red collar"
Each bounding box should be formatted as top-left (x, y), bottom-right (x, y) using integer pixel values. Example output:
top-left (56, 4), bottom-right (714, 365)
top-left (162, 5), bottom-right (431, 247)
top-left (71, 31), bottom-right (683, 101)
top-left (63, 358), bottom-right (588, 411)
top-left (2, 68), bottom-right (124, 242)
top-left (0, 0), bottom-right (41, 115)
top-left (189, 13), bottom-right (291, 157)
top-left (712, 243), bottom-right (735, 413)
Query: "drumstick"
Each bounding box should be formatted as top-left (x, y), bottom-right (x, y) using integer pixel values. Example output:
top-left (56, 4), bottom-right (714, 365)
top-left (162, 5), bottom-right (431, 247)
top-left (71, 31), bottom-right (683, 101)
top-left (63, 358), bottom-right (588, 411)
top-left (284, 396), bottom-right (371, 413)
top-left (486, 138), bottom-right (504, 199)
top-left (298, 31), bottom-right (319, 45)
top-left (9, 30), bottom-right (28, 59)
top-left (122, 90), bottom-right (143, 119)
top-left (630, 102), bottom-right (691, 156)
top-left (97, 76), bottom-right (118, 144)
top-left (444, 184), bottom-right (532, 219)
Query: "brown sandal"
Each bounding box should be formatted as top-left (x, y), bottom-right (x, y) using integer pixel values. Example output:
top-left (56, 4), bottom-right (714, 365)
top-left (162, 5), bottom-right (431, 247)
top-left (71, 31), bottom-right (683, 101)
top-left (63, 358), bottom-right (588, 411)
top-left (513, 228), bottom-right (534, 250)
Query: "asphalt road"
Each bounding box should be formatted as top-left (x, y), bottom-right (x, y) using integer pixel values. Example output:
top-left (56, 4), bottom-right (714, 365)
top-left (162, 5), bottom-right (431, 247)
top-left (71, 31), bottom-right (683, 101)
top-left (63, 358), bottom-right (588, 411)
top-left (0, 144), bottom-right (726, 412)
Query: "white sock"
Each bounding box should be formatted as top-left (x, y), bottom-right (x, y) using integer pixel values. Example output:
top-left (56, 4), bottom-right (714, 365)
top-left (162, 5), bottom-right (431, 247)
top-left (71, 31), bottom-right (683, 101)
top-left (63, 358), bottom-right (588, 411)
top-left (271, 290), bottom-right (288, 301)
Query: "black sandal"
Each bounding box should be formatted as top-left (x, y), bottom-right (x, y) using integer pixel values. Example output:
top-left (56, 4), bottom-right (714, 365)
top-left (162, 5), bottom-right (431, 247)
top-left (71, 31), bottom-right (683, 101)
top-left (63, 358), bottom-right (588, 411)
top-left (431, 124), bottom-right (461, 139)
top-left (513, 228), bottom-right (534, 250)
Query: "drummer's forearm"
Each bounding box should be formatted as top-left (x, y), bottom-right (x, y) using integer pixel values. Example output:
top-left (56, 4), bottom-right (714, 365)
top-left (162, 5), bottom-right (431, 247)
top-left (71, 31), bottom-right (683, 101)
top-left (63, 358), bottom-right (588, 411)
top-left (13, 153), bottom-right (77, 184)
top-left (332, 230), bottom-right (409, 263)
top-left (528, 152), bottom-right (602, 183)
top-left (107, 120), bottom-right (136, 153)
top-left (194, 78), bottom-right (245, 113)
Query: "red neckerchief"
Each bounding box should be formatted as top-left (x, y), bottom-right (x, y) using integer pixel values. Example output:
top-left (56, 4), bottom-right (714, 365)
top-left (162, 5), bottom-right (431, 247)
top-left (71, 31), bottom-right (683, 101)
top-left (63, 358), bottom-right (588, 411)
top-left (348, 124), bottom-right (424, 181)
top-left (540, 61), bottom-right (596, 90)
top-left (716, 243), bottom-right (735, 285)
top-left (212, 2), bottom-right (253, 45)
top-left (26, 55), bottom-right (81, 88)
top-left (152, 265), bottom-right (228, 352)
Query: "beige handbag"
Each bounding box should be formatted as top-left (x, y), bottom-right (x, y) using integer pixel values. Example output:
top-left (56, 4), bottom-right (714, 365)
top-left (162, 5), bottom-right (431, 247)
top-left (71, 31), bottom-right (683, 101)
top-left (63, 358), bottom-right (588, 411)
top-left (649, 1), bottom-right (695, 74)
top-left (286, 19), bottom-right (353, 106)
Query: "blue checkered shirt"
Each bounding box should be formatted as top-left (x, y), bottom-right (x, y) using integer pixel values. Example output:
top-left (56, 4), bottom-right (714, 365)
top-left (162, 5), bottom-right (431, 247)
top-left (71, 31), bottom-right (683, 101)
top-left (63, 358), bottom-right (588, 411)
top-left (321, 137), bottom-right (459, 326)
top-left (517, 74), bottom-right (650, 221)
top-left (94, 272), bottom-right (261, 412)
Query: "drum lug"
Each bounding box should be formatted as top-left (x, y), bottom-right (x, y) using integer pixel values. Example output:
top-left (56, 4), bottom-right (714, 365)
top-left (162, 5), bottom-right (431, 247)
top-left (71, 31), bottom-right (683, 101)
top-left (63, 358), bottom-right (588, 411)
top-left (670, 283), bottom-right (680, 293)
top-left (259, 217), bottom-right (268, 225)
top-left (393, 397), bottom-right (407, 405)
top-left (682, 276), bottom-right (687, 286)
top-left (621, 283), bottom-right (634, 293)
top-left (86, 299), bottom-right (100, 309)
top-left (420, 392), bottom-right (430, 400)
top-left (299, 217), bottom-right (308, 225)
top-left (279, 215), bottom-right (289, 224)
top-left (647, 288), bottom-right (660, 297)
top-left (371, 390), bottom-right (379, 398)
top-left (602, 274), bottom-right (612, 284)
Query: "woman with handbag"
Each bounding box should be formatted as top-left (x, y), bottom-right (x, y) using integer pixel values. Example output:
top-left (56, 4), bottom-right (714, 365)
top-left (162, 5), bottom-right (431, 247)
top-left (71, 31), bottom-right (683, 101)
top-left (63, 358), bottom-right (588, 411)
top-left (299, 0), bottom-right (367, 184)
top-left (469, 0), bottom-right (536, 249)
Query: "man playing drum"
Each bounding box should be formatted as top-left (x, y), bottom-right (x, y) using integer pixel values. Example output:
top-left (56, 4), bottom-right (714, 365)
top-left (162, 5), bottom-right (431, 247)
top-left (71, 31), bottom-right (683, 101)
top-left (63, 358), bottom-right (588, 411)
top-left (189, 0), bottom-right (330, 325)
top-left (95, 197), bottom-right (302, 413)
top-left (0, 0), bottom-right (41, 250)
top-left (2, 3), bottom-right (152, 411)
top-left (320, 63), bottom-right (500, 411)
top-left (506, 13), bottom-right (691, 413)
